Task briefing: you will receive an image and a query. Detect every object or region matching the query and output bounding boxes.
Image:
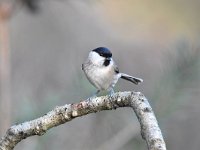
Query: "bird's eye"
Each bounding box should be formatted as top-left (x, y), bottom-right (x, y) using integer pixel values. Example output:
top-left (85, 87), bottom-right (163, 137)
top-left (100, 53), bottom-right (103, 56)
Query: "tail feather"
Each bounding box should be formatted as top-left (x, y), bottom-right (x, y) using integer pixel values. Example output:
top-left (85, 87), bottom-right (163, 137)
top-left (120, 73), bottom-right (143, 85)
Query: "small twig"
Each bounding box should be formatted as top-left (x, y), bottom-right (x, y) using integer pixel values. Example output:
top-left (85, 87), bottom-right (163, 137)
top-left (0, 91), bottom-right (166, 150)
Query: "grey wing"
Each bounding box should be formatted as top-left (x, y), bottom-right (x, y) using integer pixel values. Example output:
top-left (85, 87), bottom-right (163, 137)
top-left (114, 64), bottom-right (119, 74)
top-left (82, 64), bottom-right (84, 70)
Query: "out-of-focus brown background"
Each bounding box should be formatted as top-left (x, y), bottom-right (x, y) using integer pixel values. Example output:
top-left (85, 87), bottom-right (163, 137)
top-left (0, 0), bottom-right (200, 150)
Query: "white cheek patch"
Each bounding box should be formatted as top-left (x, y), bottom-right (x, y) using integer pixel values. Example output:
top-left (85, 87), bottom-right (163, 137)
top-left (89, 51), bottom-right (105, 66)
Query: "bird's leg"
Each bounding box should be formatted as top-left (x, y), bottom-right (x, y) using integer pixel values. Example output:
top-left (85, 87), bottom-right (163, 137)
top-left (87, 90), bottom-right (100, 100)
top-left (108, 88), bottom-right (114, 96)
top-left (94, 90), bottom-right (100, 97)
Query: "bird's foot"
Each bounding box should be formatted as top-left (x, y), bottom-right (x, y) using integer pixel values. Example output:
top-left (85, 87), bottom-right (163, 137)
top-left (108, 88), bottom-right (115, 96)
top-left (87, 90), bottom-right (100, 100)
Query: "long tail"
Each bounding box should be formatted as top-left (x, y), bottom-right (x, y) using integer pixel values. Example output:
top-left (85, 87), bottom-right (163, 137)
top-left (120, 73), bottom-right (143, 85)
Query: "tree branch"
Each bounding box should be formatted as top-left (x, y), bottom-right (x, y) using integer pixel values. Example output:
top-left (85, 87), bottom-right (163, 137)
top-left (0, 91), bottom-right (166, 150)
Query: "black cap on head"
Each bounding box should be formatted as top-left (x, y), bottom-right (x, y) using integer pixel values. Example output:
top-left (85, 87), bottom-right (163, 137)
top-left (92, 47), bottom-right (112, 58)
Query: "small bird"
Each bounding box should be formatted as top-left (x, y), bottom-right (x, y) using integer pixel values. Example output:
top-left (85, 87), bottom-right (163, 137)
top-left (82, 47), bottom-right (143, 97)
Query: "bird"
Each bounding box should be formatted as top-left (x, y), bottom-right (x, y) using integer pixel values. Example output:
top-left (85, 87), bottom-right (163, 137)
top-left (82, 47), bottom-right (143, 97)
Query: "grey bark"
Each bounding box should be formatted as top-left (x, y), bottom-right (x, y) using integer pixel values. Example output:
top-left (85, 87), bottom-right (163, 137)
top-left (0, 91), bottom-right (166, 150)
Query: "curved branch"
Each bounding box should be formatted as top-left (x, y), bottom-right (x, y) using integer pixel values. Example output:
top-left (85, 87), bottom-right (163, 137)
top-left (0, 91), bottom-right (166, 150)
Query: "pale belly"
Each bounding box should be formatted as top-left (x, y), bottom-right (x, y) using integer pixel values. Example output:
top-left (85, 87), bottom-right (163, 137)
top-left (84, 65), bottom-right (119, 90)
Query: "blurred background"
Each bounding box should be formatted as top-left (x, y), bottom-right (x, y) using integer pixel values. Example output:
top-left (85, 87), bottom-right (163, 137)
top-left (0, 0), bottom-right (200, 149)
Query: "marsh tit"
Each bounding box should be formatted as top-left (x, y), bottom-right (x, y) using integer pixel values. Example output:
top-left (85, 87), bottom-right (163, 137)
top-left (82, 47), bottom-right (143, 97)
